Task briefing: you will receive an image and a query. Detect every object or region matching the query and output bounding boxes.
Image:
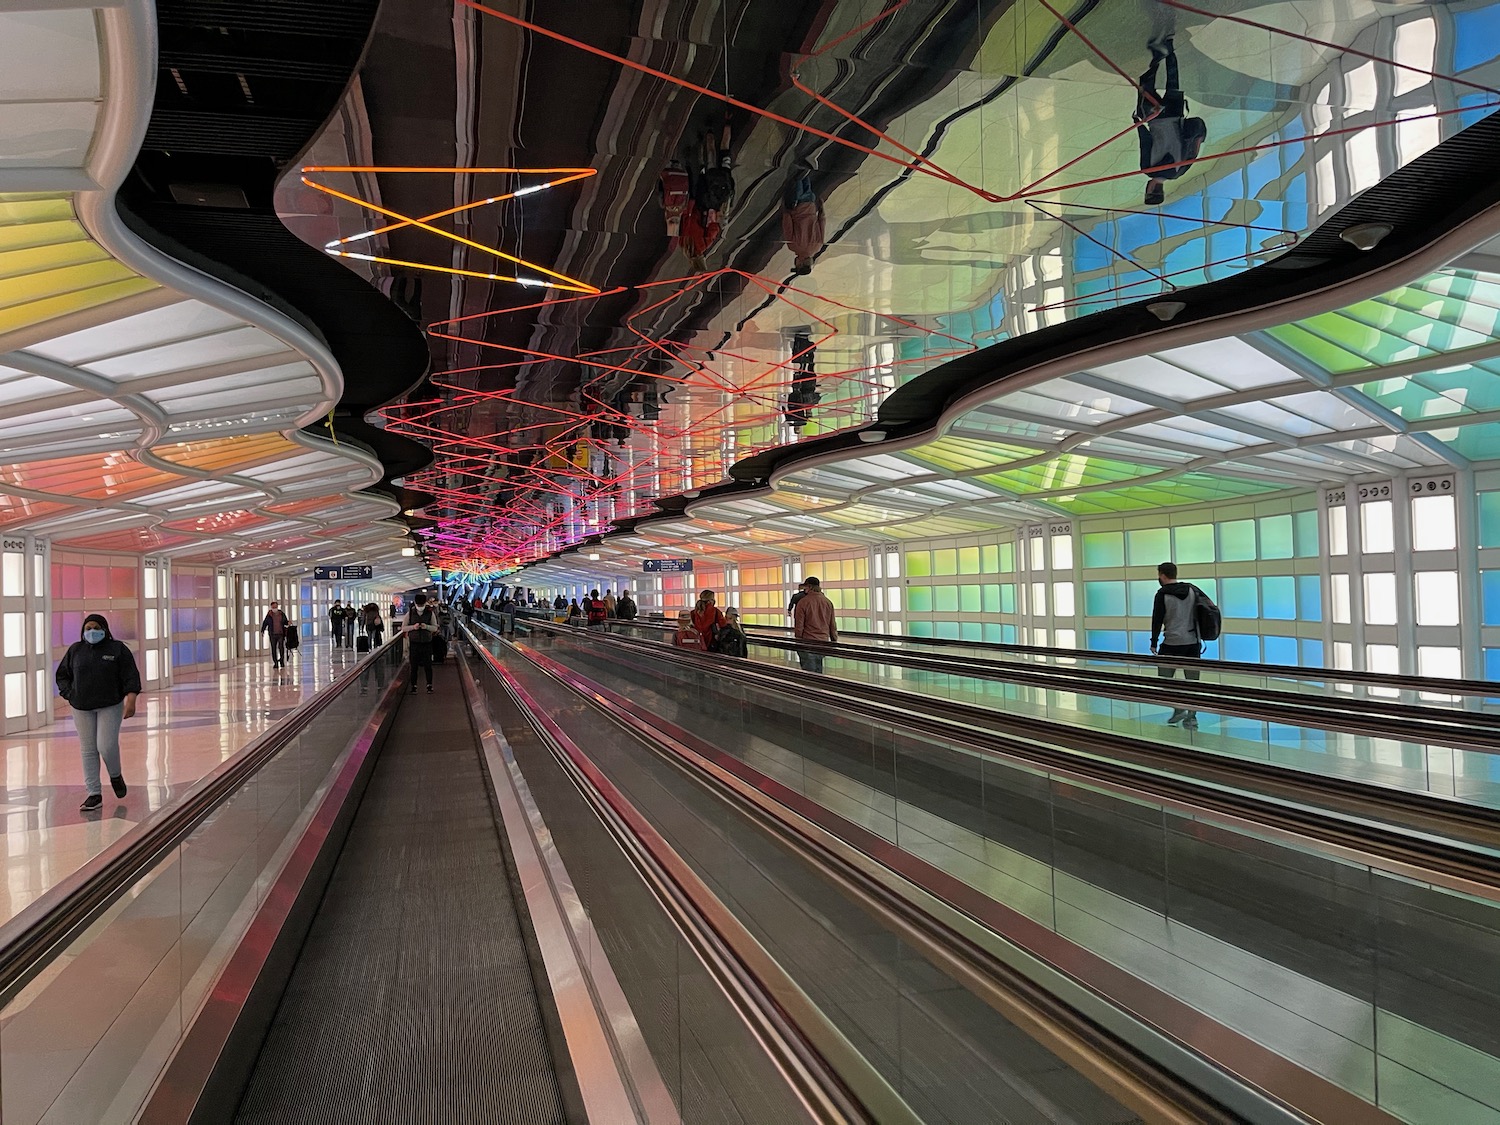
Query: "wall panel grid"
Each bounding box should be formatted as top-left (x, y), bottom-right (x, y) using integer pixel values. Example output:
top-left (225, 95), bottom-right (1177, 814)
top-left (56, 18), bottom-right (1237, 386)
top-left (2, 536), bottom-right (50, 733)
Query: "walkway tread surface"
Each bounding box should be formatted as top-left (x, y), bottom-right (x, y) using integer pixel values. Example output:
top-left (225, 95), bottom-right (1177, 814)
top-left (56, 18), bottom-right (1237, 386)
top-left (235, 660), bottom-right (566, 1125)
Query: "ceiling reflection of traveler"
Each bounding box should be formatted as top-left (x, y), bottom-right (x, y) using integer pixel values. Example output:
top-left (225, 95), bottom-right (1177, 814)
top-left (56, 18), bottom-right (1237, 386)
top-left (785, 332), bottom-right (821, 430)
top-left (782, 159), bottom-right (825, 276)
top-left (1132, 38), bottom-right (1208, 206)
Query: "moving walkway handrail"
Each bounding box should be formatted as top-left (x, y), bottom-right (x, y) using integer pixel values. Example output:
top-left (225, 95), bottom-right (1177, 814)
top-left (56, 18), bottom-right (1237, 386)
top-left (532, 609), bottom-right (1499, 699)
top-left (520, 612), bottom-right (1500, 760)
top-left (512, 620), bottom-right (1500, 900)
top-left (488, 623), bottom-right (1400, 1125)
top-left (0, 644), bottom-right (398, 1008)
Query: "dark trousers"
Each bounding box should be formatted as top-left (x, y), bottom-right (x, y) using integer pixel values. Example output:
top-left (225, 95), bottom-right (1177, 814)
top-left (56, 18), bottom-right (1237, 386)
top-left (269, 634), bottom-right (286, 666)
top-left (1157, 641), bottom-right (1202, 715)
top-left (331, 622), bottom-right (345, 647)
top-left (409, 645), bottom-right (433, 686)
top-left (1136, 47), bottom-right (1182, 120)
top-left (797, 647), bottom-right (825, 674)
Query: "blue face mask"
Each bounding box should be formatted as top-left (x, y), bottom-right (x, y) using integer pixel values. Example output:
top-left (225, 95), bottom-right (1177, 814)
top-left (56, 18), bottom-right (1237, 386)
top-left (83, 628), bottom-right (105, 645)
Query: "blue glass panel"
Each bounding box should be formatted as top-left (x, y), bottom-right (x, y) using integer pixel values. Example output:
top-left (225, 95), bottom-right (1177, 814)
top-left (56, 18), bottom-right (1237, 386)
top-left (1481, 493), bottom-right (1500, 549)
top-left (1221, 577), bottom-right (1259, 618)
top-left (1259, 515), bottom-right (1294, 559)
top-left (1455, 8), bottom-right (1500, 70)
top-left (1000, 624), bottom-right (1018, 643)
top-left (1000, 585), bottom-right (1016, 614)
top-left (1084, 581), bottom-right (1127, 617)
top-left (909, 621), bottom-right (934, 638)
top-left (1223, 633), bottom-right (1261, 662)
top-left (1483, 571), bottom-right (1500, 627)
top-left (1486, 648), bottom-right (1500, 683)
top-left (982, 623), bottom-right (1003, 643)
top-left (1300, 638), bottom-right (1325, 667)
top-left (1128, 630), bottom-right (1153, 654)
top-left (1263, 635), bottom-right (1297, 665)
top-left (1128, 580), bottom-right (1158, 616)
top-left (935, 621), bottom-right (961, 640)
top-left (1261, 576), bottom-right (1296, 620)
top-left (1193, 577), bottom-right (1217, 601)
top-left (195, 639), bottom-right (214, 664)
top-left (1297, 575), bottom-right (1322, 622)
top-left (960, 621), bottom-right (983, 641)
top-left (1087, 630), bottom-right (1128, 652)
top-left (1126, 528), bottom-right (1171, 567)
top-left (982, 584), bottom-right (1000, 613)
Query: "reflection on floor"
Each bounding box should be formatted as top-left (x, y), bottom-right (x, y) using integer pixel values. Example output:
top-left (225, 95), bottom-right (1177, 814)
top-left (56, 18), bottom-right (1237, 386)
top-left (0, 638), bottom-right (364, 926)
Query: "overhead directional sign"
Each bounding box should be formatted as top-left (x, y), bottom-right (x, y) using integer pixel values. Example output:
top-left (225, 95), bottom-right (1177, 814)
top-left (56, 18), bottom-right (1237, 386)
top-left (642, 558), bottom-right (693, 573)
top-left (313, 566), bottom-right (341, 580)
top-left (343, 564), bottom-right (373, 580)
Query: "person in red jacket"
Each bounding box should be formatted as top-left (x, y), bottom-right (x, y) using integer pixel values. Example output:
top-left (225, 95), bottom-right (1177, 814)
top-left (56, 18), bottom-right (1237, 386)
top-left (689, 589), bottom-right (725, 649)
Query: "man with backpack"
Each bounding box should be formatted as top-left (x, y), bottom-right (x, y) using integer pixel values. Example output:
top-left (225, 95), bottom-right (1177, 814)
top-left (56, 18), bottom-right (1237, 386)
top-left (1133, 39), bottom-right (1207, 206)
top-left (1149, 561), bottom-right (1220, 731)
top-left (585, 589), bottom-right (609, 630)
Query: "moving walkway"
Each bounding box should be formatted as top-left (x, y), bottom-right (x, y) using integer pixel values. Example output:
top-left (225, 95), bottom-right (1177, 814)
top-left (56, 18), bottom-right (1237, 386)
top-left (2, 625), bottom-right (1493, 1124)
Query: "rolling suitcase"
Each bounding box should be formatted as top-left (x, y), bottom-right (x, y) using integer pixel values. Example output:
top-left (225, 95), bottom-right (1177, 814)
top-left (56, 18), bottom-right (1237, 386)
top-left (432, 632), bottom-right (448, 664)
top-left (356, 634), bottom-right (371, 653)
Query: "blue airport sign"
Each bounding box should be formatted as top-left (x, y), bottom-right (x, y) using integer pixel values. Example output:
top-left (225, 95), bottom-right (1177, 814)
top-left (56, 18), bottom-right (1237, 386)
top-left (343, 564), bottom-right (373, 580)
top-left (642, 558), bottom-right (693, 573)
top-left (313, 566), bottom-right (341, 580)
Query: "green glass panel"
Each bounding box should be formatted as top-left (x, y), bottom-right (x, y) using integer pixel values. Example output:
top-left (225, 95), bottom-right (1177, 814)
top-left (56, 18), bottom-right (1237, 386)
top-left (906, 586), bottom-right (933, 612)
top-left (1264, 322), bottom-right (1368, 374)
top-left (1084, 581), bottom-right (1126, 616)
top-left (1173, 524), bottom-right (1215, 564)
top-left (982, 622), bottom-right (1003, 642)
top-left (1082, 531), bottom-right (1124, 568)
top-left (1482, 492), bottom-right (1500, 549)
top-left (935, 621), bottom-right (961, 640)
top-left (1126, 527), bottom-right (1170, 567)
top-left (998, 542), bottom-right (1015, 572)
top-left (936, 586), bottom-right (959, 612)
top-left (909, 621), bottom-right (934, 637)
top-left (1000, 584), bottom-right (1016, 613)
top-left (982, 584), bottom-right (1001, 613)
top-left (960, 621), bottom-right (983, 641)
top-left (934, 549), bottom-right (958, 576)
top-left (960, 585), bottom-right (981, 612)
top-left (1220, 519), bottom-right (1257, 561)
top-left (1294, 509), bottom-right (1319, 557)
top-left (981, 544), bottom-right (999, 572)
top-left (1259, 514), bottom-right (1294, 560)
top-left (905, 551), bottom-right (931, 577)
top-left (958, 546), bottom-right (981, 574)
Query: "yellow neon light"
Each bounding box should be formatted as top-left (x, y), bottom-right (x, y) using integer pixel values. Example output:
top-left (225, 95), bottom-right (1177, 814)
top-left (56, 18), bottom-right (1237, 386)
top-left (299, 166), bottom-right (601, 295)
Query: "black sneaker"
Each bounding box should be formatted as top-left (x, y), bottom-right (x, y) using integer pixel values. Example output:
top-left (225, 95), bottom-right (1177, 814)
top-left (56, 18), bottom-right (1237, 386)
top-left (410, 687), bottom-right (418, 694)
top-left (1166, 709), bottom-right (1186, 725)
top-left (1183, 715), bottom-right (1199, 732)
top-left (80, 793), bottom-right (102, 811)
top-left (427, 684), bottom-right (434, 694)
top-left (110, 775), bottom-right (127, 798)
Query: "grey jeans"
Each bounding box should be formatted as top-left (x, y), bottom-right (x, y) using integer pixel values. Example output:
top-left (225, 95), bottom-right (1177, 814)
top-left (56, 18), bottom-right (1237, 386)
top-left (73, 701), bottom-right (125, 796)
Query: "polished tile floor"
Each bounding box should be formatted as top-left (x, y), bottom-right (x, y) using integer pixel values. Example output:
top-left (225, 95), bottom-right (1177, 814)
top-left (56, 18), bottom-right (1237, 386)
top-left (0, 638), bottom-right (365, 926)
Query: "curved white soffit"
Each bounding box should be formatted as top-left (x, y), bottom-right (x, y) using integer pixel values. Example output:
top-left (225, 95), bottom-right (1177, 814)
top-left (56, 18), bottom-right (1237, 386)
top-left (13, 0), bottom-right (407, 574)
top-left (84, 0), bottom-right (343, 422)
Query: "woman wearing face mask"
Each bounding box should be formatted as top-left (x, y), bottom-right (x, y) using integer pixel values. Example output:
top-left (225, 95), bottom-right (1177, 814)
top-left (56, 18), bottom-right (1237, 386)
top-left (55, 614), bottom-right (141, 811)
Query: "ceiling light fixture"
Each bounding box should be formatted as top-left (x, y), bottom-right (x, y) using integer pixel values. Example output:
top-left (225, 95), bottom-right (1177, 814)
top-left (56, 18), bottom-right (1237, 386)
top-left (859, 429), bottom-right (887, 443)
top-left (588, 552), bottom-right (601, 560)
top-left (1146, 300), bottom-right (1187, 322)
top-left (684, 489), bottom-right (700, 499)
top-left (1339, 222), bottom-right (1393, 251)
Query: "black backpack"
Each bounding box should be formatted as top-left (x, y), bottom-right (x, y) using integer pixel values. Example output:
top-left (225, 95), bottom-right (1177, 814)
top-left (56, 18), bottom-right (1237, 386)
top-left (1190, 585), bottom-right (1222, 642)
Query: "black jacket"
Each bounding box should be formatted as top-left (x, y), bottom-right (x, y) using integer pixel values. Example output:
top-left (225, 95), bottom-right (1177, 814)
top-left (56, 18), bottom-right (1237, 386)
top-left (57, 636), bottom-right (141, 711)
top-left (616, 596), bottom-right (638, 620)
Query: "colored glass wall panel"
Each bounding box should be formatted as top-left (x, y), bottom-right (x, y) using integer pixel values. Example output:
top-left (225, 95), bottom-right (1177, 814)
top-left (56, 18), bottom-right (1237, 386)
top-left (1082, 531), bottom-right (1124, 568)
top-left (1220, 519), bottom-right (1257, 561)
top-left (1173, 524), bottom-right (1215, 564)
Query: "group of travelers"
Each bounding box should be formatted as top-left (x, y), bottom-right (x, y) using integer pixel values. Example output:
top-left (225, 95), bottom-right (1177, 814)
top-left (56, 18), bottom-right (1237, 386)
top-left (554, 588), bottom-right (638, 627)
top-left (320, 600), bottom-right (385, 651)
top-left (670, 589), bottom-right (750, 658)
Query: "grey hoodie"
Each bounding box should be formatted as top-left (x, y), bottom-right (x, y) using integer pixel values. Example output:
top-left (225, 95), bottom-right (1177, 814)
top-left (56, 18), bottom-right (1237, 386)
top-left (1151, 582), bottom-right (1199, 646)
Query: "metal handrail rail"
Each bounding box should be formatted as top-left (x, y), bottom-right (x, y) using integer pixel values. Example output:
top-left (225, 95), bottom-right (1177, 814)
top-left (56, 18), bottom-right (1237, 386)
top-left (518, 608), bottom-right (1499, 698)
top-left (505, 620), bottom-right (1500, 898)
top-left (514, 612), bottom-right (1500, 756)
top-left (0, 643), bottom-right (401, 1007)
